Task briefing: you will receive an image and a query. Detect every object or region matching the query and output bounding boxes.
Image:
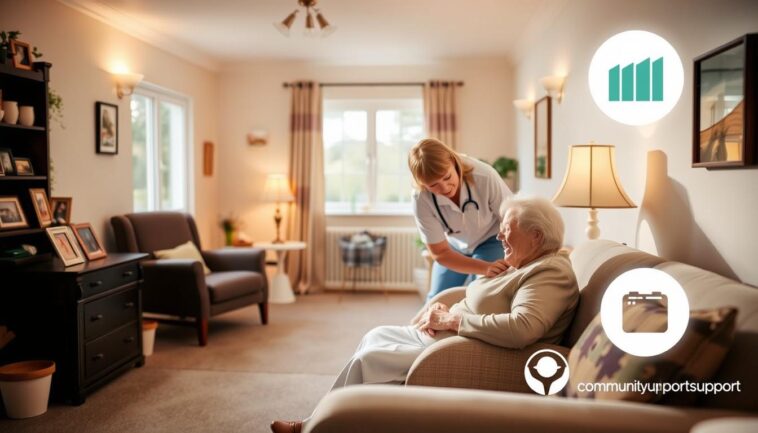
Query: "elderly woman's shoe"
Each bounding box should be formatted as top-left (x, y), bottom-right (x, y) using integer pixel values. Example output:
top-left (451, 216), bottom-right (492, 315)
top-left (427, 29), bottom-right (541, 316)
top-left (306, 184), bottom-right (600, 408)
top-left (270, 420), bottom-right (303, 433)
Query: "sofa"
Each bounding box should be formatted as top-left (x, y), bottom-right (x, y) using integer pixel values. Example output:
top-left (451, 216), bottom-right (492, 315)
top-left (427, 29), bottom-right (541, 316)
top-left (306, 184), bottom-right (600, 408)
top-left (303, 240), bottom-right (758, 433)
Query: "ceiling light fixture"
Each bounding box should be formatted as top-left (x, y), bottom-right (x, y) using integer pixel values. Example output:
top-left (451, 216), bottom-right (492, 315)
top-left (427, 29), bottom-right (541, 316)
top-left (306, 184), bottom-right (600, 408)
top-left (275, 0), bottom-right (336, 38)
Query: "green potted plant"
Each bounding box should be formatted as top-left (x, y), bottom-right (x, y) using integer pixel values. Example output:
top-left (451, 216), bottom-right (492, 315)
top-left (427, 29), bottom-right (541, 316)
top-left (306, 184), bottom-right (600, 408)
top-left (483, 156), bottom-right (519, 192)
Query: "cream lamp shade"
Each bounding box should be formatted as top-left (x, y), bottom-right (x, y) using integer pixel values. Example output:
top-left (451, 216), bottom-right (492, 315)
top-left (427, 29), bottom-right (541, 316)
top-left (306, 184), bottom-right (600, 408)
top-left (552, 144), bottom-right (636, 240)
top-left (263, 174), bottom-right (295, 204)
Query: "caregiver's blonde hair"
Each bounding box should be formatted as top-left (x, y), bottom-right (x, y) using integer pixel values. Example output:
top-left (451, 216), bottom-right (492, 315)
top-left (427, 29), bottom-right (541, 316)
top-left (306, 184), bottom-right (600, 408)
top-left (408, 138), bottom-right (474, 191)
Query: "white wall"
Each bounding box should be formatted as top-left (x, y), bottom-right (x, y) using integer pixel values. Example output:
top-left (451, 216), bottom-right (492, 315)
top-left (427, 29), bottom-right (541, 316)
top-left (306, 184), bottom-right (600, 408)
top-left (514, 0), bottom-right (758, 285)
top-left (216, 58), bottom-right (514, 241)
top-left (0, 0), bottom-right (218, 248)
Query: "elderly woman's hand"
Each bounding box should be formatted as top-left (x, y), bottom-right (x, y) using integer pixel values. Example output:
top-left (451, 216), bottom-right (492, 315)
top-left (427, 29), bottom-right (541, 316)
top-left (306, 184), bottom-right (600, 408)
top-left (485, 259), bottom-right (510, 278)
top-left (415, 309), bottom-right (462, 337)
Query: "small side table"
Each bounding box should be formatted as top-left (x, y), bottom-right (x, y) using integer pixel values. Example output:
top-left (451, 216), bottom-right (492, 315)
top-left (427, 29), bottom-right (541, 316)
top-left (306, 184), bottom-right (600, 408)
top-left (255, 241), bottom-right (306, 303)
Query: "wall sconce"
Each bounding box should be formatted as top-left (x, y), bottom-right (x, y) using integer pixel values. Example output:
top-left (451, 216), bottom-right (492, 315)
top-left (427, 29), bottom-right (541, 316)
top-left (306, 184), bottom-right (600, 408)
top-left (540, 75), bottom-right (566, 103)
top-left (247, 130), bottom-right (269, 146)
top-left (513, 99), bottom-right (534, 119)
top-left (113, 71), bottom-right (144, 99)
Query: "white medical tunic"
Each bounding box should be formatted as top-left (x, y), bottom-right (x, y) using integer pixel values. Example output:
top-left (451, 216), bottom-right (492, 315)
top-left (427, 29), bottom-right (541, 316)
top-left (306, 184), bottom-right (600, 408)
top-left (412, 155), bottom-right (512, 254)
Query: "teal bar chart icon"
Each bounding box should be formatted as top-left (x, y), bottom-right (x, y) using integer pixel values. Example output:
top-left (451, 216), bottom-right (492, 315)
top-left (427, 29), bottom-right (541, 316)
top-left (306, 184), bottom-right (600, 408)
top-left (608, 57), bottom-right (663, 102)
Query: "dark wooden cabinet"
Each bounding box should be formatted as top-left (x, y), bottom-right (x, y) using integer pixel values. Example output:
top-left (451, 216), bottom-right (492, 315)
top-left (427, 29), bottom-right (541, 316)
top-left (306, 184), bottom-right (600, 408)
top-left (0, 253), bottom-right (149, 405)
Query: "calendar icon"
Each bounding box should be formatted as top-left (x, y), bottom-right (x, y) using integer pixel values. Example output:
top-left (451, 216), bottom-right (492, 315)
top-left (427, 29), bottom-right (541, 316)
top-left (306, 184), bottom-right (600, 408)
top-left (622, 291), bottom-right (668, 333)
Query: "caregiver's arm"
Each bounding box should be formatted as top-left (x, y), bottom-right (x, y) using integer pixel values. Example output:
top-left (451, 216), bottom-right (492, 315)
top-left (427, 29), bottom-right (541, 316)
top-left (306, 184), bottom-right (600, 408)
top-left (426, 240), bottom-right (491, 275)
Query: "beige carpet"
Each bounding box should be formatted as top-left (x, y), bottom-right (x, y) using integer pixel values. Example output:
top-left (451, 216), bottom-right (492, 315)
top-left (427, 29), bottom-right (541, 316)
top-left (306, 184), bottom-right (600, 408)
top-left (0, 292), bottom-right (423, 433)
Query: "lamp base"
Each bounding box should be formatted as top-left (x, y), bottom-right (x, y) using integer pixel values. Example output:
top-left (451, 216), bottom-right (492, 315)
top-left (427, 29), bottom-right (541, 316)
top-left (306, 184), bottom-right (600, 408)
top-left (586, 208), bottom-right (600, 240)
top-left (273, 206), bottom-right (285, 244)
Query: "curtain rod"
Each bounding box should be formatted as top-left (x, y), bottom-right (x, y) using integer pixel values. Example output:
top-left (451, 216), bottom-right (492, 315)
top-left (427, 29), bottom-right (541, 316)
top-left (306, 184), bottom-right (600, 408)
top-left (282, 81), bottom-right (464, 88)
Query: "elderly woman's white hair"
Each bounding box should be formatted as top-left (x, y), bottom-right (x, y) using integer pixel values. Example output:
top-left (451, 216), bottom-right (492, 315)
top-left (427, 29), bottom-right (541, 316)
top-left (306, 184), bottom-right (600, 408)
top-left (500, 197), bottom-right (564, 253)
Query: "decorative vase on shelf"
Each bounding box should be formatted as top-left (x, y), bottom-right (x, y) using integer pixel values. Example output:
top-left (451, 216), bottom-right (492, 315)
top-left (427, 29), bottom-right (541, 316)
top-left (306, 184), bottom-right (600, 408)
top-left (2, 101), bottom-right (18, 124)
top-left (18, 106), bottom-right (34, 127)
top-left (224, 230), bottom-right (234, 246)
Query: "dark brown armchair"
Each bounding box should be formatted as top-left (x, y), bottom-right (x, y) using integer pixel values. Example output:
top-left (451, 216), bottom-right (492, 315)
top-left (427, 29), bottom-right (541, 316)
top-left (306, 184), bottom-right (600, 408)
top-left (111, 212), bottom-right (268, 346)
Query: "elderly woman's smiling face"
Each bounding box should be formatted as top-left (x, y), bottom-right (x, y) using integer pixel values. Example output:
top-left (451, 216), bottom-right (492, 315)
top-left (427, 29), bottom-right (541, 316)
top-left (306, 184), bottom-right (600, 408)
top-left (497, 209), bottom-right (543, 268)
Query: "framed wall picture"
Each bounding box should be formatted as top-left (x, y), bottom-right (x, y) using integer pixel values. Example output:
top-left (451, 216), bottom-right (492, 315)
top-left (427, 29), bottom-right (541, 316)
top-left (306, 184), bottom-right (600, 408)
top-left (534, 95), bottom-right (552, 178)
top-left (0, 196), bottom-right (28, 230)
top-left (96, 102), bottom-right (119, 155)
top-left (46, 226), bottom-right (86, 267)
top-left (0, 148), bottom-right (15, 176)
top-left (203, 141), bottom-right (214, 176)
top-left (29, 188), bottom-right (53, 227)
top-left (10, 40), bottom-right (33, 71)
top-left (72, 223), bottom-right (107, 260)
top-left (50, 197), bottom-right (73, 225)
top-left (693, 33), bottom-right (756, 168)
top-left (14, 157), bottom-right (34, 175)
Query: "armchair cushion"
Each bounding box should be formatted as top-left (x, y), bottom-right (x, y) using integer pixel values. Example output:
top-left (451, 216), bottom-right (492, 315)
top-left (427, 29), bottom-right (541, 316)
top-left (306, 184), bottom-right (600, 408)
top-left (154, 240), bottom-right (211, 274)
top-left (206, 271), bottom-right (265, 303)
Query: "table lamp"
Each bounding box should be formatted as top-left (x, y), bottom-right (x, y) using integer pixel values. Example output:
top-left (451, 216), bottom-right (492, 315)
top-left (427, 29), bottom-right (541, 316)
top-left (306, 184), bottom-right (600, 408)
top-left (552, 144), bottom-right (636, 240)
top-left (263, 174), bottom-right (295, 243)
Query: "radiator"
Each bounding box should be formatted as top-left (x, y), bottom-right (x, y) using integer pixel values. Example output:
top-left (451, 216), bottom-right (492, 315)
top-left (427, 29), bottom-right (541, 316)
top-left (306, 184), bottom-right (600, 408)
top-left (326, 227), bottom-right (426, 291)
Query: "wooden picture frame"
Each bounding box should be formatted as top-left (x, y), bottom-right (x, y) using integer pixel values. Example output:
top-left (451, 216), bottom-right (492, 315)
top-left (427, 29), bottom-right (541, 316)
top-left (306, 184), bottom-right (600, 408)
top-left (29, 188), bottom-right (53, 228)
top-left (693, 33), bottom-right (756, 168)
top-left (203, 141), bottom-right (214, 176)
top-left (10, 40), bottom-right (32, 71)
top-left (14, 157), bottom-right (34, 175)
top-left (534, 96), bottom-right (552, 178)
top-left (72, 223), bottom-right (107, 260)
top-left (50, 197), bottom-right (73, 226)
top-left (0, 148), bottom-right (15, 176)
top-left (0, 196), bottom-right (28, 230)
top-left (96, 102), bottom-right (119, 155)
top-left (46, 226), bottom-right (85, 266)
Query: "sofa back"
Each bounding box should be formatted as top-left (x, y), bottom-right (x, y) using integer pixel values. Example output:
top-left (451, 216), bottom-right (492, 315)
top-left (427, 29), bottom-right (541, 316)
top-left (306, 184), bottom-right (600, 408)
top-left (569, 240), bottom-right (758, 412)
top-left (111, 212), bottom-right (203, 255)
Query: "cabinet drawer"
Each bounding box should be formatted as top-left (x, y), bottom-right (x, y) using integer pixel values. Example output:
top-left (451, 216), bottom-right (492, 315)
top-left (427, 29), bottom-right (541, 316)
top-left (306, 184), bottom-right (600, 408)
top-left (80, 262), bottom-right (140, 297)
top-left (84, 287), bottom-right (139, 341)
top-left (84, 321), bottom-right (140, 381)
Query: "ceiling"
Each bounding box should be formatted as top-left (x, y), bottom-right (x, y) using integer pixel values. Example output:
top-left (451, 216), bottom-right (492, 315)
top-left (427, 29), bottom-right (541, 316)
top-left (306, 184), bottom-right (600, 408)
top-left (61, 0), bottom-right (557, 69)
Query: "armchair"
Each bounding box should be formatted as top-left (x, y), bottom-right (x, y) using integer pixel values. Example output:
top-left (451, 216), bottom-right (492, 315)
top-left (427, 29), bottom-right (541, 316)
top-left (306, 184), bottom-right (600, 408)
top-left (111, 212), bottom-right (268, 346)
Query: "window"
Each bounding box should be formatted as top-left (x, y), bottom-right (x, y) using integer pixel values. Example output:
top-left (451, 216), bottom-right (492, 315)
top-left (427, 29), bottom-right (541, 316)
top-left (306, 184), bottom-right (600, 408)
top-left (323, 88), bottom-right (424, 214)
top-left (131, 85), bottom-right (192, 212)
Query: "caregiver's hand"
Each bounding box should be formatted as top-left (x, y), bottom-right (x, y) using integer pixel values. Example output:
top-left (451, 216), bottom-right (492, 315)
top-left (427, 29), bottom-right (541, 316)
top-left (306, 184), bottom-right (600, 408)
top-left (485, 259), bottom-right (510, 278)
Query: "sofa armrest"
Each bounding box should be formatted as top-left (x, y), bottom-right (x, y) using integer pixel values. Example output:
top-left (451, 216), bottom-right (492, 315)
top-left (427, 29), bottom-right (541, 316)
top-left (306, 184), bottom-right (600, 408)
top-left (305, 385), bottom-right (739, 433)
top-left (410, 286), bottom-right (467, 325)
top-left (202, 248), bottom-right (266, 274)
top-left (406, 336), bottom-right (569, 392)
top-left (141, 259), bottom-right (210, 318)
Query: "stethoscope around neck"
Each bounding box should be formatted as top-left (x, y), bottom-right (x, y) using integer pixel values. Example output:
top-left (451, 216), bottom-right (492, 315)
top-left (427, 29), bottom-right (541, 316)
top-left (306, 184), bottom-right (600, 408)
top-left (431, 181), bottom-right (480, 235)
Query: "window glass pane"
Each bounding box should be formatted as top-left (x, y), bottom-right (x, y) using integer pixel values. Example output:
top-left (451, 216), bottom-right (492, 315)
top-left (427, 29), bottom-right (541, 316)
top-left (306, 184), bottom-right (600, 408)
top-left (131, 94), bottom-right (150, 212)
top-left (159, 101), bottom-right (186, 211)
top-left (324, 110), bottom-right (368, 209)
top-left (376, 107), bottom-right (422, 207)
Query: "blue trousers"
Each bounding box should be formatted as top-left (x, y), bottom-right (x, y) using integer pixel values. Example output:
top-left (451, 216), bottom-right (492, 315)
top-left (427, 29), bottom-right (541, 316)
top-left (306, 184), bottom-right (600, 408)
top-left (427, 235), bottom-right (504, 302)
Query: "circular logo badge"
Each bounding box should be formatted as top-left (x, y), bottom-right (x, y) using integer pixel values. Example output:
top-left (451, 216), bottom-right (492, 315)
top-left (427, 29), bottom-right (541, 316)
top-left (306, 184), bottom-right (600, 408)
top-left (600, 268), bottom-right (689, 357)
top-left (524, 349), bottom-right (570, 395)
top-left (588, 30), bottom-right (684, 126)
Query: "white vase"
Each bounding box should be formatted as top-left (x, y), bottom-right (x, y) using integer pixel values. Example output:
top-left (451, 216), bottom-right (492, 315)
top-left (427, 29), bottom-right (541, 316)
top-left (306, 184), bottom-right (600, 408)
top-left (2, 101), bottom-right (18, 124)
top-left (18, 106), bottom-right (34, 127)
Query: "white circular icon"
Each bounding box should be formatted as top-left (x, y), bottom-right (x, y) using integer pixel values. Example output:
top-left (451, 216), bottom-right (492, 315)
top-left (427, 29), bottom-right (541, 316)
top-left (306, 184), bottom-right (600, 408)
top-left (600, 268), bottom-right (689, 357)
top-left (524, 349), bottom-right (570, 395)
top-left (588, 30), bottom-right (684, 126)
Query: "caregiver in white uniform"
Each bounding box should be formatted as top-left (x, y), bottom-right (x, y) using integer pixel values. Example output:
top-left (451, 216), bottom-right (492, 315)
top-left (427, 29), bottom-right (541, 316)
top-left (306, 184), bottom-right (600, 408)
top-left (408, 138), bottom-right (513, 302)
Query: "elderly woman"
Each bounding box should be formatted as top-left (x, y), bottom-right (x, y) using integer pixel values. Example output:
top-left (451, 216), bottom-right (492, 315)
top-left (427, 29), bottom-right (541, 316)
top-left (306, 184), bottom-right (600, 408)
top-left (271, 197), bottom-right (579, 433)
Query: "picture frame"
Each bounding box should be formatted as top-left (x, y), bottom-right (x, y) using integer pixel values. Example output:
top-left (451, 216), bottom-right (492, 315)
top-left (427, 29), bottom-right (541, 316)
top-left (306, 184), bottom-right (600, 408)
top-left (203, 141), bottom-right (214, 176)
top-left (0, 196), bottom-right (28, 230)
top-left (50, 197), bottom-right (73, 225)
top-left (14, 157), bottom-right (34, 176)
top-left (534, 95), bottom-right (552, 178)
top-left (0, 148), bottom-right (15, 176)
top-left (693, 33), bottom-right (756, 168)
top-left (10, 40), bottom-right (32, 71)
top-left (29, 188), bottom-right (53, 228)
top-left (46, 226), bottom-right (85, 267)
top-left (96, 102), bottom-right (118, 155)
top-left (72, 223), bottom-right (107, 260)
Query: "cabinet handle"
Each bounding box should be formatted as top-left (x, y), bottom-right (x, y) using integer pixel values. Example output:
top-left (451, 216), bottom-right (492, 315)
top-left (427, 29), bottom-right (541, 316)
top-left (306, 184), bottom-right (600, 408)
top-left (122, 271), bottom-right (135, 277)
top-left (92, 353), bottom-right (104, 361)
top-left (89, 280), bottom-right (103, 288)
top-left (123, 336), bottom-right (135, 343)
top-left (91, 314), bottom-right (104, 322)
top-left (124, 302), bottom-right (135, 309)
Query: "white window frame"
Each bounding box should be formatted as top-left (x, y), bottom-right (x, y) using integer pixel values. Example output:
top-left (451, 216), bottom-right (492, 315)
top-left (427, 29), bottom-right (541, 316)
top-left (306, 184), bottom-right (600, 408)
top-left (132, 82), bottom-right (194, 213)
top-left (323, 98), bottom-right (423, 216)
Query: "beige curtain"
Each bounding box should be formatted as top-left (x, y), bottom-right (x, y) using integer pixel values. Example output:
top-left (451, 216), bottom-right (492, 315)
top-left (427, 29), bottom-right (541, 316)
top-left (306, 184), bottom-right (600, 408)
top-left (423, 80), bottom-right (460, 149)
top-left (286, 81), bottom-right (326, 294)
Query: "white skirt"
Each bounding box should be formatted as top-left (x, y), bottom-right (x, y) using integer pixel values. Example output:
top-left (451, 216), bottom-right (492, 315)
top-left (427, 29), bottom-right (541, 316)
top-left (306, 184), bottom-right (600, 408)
top-left (330, 325), bottom-right (449, 390)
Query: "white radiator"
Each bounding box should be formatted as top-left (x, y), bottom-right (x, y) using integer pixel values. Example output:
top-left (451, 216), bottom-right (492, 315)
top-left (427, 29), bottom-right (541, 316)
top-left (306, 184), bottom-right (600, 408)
top-left (326, 226), bottom-right (426, 291)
